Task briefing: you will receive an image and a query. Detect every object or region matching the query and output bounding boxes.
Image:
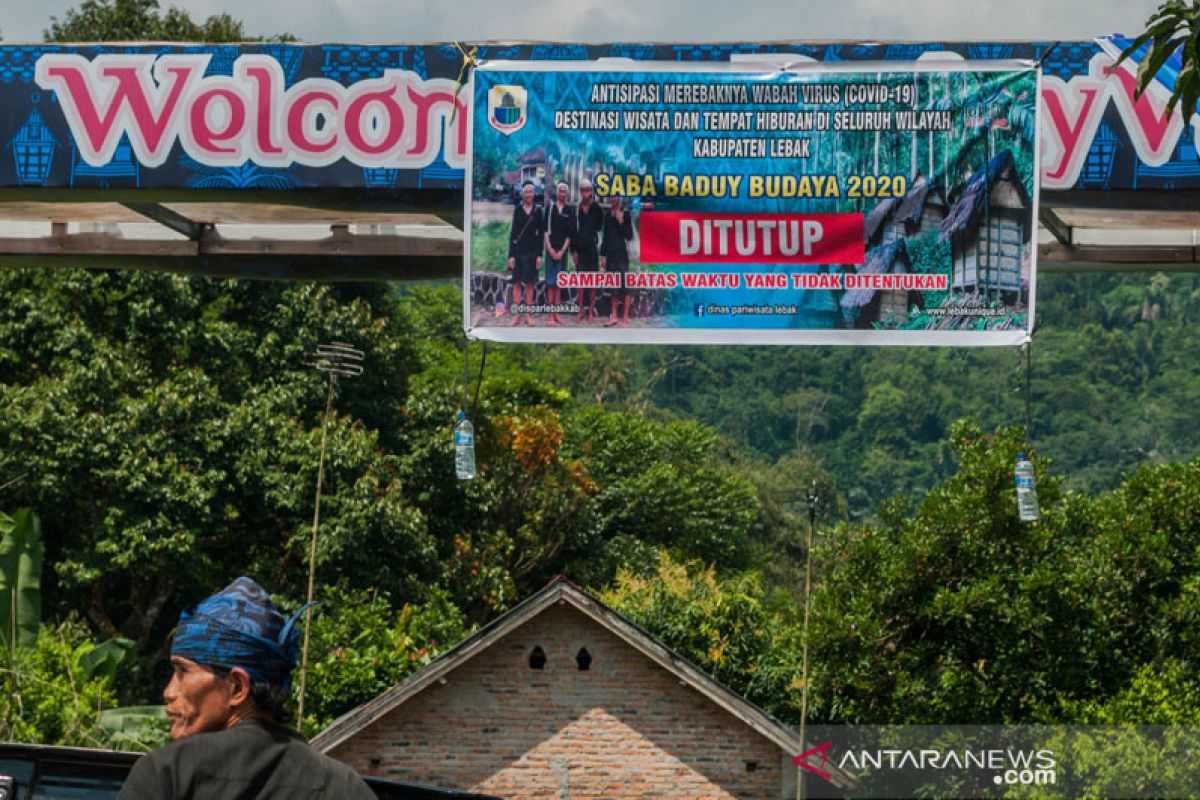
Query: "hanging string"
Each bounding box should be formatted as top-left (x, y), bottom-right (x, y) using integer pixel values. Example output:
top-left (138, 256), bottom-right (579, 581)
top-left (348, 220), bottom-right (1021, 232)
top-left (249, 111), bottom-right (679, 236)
top-left (471, 341), bottom-right (489, 420)
top-left (1036, 41), bottom-right (1062, 70)
top-left (462, 338), bottom-right (471, 416)
top-left (449, 42), bottom-right (479, 126)
top-left (1024, 339), bottom-right (1033, 445)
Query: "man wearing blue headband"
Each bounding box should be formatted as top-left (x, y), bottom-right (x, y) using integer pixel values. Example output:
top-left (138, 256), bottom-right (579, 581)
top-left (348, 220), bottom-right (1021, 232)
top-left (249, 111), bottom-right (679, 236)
top-left (118, 577), bottom-right (374, 799)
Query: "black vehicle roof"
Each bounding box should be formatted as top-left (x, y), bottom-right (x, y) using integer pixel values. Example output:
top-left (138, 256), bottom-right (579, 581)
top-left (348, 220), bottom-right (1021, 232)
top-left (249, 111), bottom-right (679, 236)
top-left (0, 742), bottom-right (500, 800)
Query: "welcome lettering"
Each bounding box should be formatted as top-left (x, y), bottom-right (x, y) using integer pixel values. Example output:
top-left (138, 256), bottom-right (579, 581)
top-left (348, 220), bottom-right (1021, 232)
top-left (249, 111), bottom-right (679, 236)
top-left (35, 53), bottom-right (468, 170)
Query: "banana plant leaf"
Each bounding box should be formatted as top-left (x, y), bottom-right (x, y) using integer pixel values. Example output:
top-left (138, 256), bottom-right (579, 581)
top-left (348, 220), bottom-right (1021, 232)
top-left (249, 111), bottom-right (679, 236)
top-left (76, 637), bottom-right (136, 682)
top-left (98, 705), bottom-right (170, 752)
top-left (0, 508), bottom-right (42, 650)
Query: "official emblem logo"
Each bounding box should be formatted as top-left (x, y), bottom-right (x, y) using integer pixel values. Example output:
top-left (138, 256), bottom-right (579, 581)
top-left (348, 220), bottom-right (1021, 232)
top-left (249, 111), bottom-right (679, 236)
top-left (488, 85), bottom-right (528, 135)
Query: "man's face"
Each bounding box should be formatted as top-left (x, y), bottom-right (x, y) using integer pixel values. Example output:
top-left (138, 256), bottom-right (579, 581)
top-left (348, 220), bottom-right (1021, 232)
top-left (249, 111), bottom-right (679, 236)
top-left (163, 657), bottom-right (236, 740)
top-left (522, 184), bottom-right (534, 203)
top-left (580, 186), bottom-right (592, 204)
top-left (556, 184), bottom-right (568, 203)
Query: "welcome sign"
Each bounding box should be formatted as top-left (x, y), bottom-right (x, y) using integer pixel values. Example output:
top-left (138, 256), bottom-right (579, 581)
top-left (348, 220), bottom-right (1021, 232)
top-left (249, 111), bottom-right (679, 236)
top-left (0, 41), bottom-right (1186, 192)
top-left (464, 61), bottom-right (1041, 345)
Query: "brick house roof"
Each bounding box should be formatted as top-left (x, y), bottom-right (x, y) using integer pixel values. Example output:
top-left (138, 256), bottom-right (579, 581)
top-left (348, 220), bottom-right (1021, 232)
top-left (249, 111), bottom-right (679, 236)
top-left (311, 578), bottom-right (850, 790)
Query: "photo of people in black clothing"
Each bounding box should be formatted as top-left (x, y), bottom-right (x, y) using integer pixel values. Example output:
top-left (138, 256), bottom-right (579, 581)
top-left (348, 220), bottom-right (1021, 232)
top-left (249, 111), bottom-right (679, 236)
top-left (507, 181), bottom-right (545, 327)
top-left (544, 181), bottom-right (574, 326)
top-left (471, 153), bottom-right (655, 331)
top-left (600, 195), bottom-right (635, 327)
top-left (571, 179), bottom-right (605, 324)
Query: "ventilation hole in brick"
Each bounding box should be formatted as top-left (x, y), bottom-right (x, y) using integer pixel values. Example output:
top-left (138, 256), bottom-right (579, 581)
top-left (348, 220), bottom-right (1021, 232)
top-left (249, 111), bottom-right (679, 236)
top-left (745, 761), bottom-right (758, 773)
top-left (529, 645), bottom-right (546, 670)
top-left (575, 647), bottom-right (592, 671)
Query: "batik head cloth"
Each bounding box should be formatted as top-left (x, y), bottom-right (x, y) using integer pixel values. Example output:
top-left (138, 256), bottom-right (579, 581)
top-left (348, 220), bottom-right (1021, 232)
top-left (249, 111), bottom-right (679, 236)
top-left (171, 577), bottom-right (313, 691)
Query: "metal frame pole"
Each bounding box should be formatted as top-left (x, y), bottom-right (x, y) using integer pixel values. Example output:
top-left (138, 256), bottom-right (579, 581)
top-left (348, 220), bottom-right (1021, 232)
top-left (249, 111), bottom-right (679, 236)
top-left (797, 481), bottom-right (818, 800)
top-left (297, 373), bottom-right (334, 724)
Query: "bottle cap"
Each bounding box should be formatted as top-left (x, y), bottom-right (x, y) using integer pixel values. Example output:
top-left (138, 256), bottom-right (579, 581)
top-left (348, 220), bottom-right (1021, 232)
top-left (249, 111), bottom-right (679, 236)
top-left (457, 411), bottom-right (467, 421)
top-left (1016, 451), bottom-right (1026, 459)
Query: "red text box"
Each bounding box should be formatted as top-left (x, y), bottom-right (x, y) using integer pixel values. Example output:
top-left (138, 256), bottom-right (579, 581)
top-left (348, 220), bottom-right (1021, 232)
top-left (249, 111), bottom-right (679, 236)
top-left (639, 211), bottom-right (864, 265)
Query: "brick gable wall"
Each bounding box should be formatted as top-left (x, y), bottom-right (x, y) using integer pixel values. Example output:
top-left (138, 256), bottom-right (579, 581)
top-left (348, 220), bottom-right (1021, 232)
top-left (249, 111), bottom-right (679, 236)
top-left (329, 604), bottom-right (788, 799)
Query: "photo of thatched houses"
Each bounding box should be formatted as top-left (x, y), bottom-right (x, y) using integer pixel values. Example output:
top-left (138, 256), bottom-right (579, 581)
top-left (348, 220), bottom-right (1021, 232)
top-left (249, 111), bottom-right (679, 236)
top-left (840, 239), bottom-right (924, 327)
top-left (938, 149), bottom-right (1033, 303)
top-left (863, 176), bottom-right (949, 249)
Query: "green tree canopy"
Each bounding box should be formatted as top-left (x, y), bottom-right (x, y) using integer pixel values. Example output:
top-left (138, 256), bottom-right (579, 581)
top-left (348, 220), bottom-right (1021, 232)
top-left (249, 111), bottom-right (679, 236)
top-left (1117, 0), bottom-right (1200, 118)
top-left (808, 421), bottom-right (1200, 725)
top-left (45, 0), bottom-right (291, 43)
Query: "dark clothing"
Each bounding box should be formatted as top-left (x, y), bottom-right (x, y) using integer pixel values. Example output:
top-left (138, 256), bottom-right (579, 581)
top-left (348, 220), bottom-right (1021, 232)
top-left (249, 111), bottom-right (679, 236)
top-left (601, 210), bottom-right (634, 269)
top-left (511, 253), bottom-right (540, 285)
top-left (601, 209), bottom-right (635, 299)
top-left (545, 201), bottom-right (576, 252)
top-left (573, 202), bottom-right (604, 256)
top-left (574, 249), bottom-right (599, 272)
top-left (118, 720), bottom-right (374, 800)
top-left (508, 202), bottom-right (545, 259)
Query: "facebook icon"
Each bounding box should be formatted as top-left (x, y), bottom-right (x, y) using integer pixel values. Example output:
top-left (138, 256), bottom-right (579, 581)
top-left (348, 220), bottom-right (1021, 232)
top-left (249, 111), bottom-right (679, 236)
top-left (694, 303), bottom-right (705, 317)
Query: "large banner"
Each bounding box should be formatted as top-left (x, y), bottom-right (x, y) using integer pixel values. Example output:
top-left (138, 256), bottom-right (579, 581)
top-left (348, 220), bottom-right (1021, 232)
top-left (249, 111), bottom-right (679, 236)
top-left (0, 39), bottom-right (1191, 192)
top-left (464, 61), bottom-right (1039, 346)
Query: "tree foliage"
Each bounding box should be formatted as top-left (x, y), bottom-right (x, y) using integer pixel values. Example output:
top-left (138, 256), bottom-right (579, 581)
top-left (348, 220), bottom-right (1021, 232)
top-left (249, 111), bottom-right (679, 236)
top-left (807, 422), bottom-right (1200, 725)
top-left (0, 617), bottom-right (120, 747)
top-left (0, 271), bottom-right (768, 707)
top-left (1117, 0), bottom-right (1200, 118)
top-left (602, 552), bottom-right (805, 722)
top-left (631, 272), bottom-right (1200, 516)
top-left (45, 0), bottom-right (291, 43)
top-left (300, 585), bottom-right (469, 735)
top-left (0, 269), bottom-right (441, 656)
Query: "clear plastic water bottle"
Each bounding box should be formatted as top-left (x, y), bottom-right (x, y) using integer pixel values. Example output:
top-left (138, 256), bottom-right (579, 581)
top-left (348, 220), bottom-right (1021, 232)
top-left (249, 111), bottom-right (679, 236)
top-left (1014, 451), bottom-right (1039, 522)
top-left (454, 412), bottom-right (476, 480)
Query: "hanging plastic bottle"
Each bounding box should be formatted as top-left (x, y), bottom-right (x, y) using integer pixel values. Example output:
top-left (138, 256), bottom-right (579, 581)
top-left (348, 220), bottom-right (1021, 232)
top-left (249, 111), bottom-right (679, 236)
top-left (454, 411), bottom-right (476, 480)
top-left (1014, 451), bottom-right (1039, 522)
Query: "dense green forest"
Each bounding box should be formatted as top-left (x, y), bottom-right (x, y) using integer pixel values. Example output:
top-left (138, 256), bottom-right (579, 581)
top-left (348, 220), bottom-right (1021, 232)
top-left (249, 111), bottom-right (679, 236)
top-left (2, 0), bottom-right (1200, 767)
top-left (622, 270), bottom-right (1200, 511)
top-left (3, 266), bottom-right (1200, 745)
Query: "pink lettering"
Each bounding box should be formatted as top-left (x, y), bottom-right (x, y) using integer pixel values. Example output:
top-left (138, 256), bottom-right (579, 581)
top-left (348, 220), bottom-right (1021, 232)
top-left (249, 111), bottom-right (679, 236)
top-left (36, 54), bottom-right (468, 172)
top-left (1041, 84), bottom-right (1102, 181)
top-left (1104, 61), bottom-right (1185, 164)
top-left (189, 88), bottom-right (247, 155)
top-left (406, 86), bottom-right (468, 159)
top-left (287, 90), bottom-right (339, 154)
top-left (37, 55), bottom-right (203, 166)
top-left (344, 88), bottom-right (404, 156)
top-left (245, 65), bottom-right (283, 156)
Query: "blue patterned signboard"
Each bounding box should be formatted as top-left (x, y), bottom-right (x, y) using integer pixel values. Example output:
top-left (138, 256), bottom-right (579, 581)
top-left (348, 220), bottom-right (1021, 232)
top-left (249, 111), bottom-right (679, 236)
top-left (464, 61), bottom-right (1040, 346)
top-left (1, 43), bottom-right (470, 190)
top-left (0, 39), bottom-right (1194, 191)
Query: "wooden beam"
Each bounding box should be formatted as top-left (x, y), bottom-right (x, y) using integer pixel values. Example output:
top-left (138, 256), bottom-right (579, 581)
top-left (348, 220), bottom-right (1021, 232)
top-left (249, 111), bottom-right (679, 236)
top-left (1040, 242), bottom-right (1196, 263)
top-left (1040, 260), bottom-right (1200, 273)
top-left (0, 188), bottom-right (466, 234)
top-left (0, 235), bottom-right (196, 257)
top-left (123, 203), bottom-right (202, 240)
top-left (162, 202), bottom-right (452, 227)
top-left (197, 231), bottom-right (461, 258)
top-left (1054, 208), bottom-right (1200, 230)
top-left (1040, 241), bottom-right (1200, 272)
top-left (0, 187), bottom-right (461, 210)
top-left (0, 201), bottom-right (154, 223)
top-left (1039, 207), bottom-right (1072, 245)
